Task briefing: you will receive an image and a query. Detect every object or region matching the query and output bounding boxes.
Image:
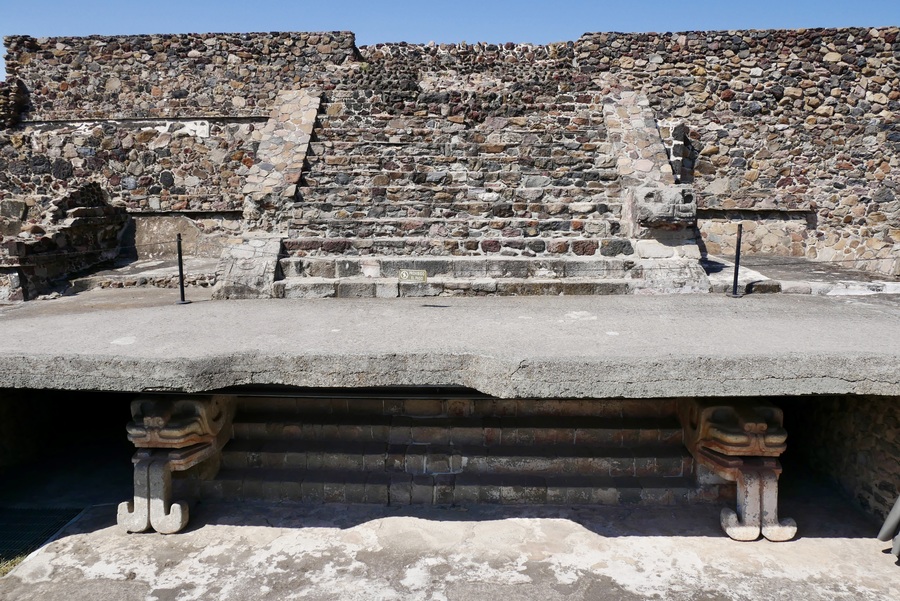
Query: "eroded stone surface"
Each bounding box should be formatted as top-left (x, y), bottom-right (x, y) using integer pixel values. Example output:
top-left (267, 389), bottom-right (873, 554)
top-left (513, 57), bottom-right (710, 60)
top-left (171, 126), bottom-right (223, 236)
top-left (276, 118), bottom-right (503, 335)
top-left (2, 502), bottom-right (896, 601)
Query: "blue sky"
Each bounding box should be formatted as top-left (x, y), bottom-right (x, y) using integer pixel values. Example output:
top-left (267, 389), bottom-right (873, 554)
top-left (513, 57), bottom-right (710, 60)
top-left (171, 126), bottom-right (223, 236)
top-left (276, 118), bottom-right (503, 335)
top-left (1, 0), bottom-right (898, 78)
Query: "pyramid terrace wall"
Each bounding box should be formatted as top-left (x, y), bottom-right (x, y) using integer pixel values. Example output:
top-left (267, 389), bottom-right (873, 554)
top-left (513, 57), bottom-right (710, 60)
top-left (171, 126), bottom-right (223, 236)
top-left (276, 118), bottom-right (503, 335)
top-left (1, 27), bottom-right (898, 275)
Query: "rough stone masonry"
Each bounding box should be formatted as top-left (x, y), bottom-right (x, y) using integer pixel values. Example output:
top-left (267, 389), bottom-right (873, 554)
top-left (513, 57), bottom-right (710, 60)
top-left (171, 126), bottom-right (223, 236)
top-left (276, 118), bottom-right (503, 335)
top-left (0, 27), bottom-right (897, 299)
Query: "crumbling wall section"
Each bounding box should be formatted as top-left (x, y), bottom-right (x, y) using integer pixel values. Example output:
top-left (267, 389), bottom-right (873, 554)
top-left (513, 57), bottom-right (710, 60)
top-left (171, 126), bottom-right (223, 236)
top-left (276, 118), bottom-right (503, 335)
top-left (1, 182), bottom-right (129, 298)
top-left (1, 36), bottom-right (30, 128)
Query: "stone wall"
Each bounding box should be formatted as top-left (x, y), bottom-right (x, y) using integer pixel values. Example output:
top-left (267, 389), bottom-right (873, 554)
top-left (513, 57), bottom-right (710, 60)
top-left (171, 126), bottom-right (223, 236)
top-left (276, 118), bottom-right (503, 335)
top-left (339, 29), bottom-right (899, 273)
top-left (789, 395), bottom-right (900, 522)
top-left (699, 212), bottom-right (815, 256)
top-left (3, 32), bottom-right (356, 121)
top-left (2, 27), bottom-right (899, 275)
top-left (575, 28), bottom-right (900, 274)
top-left (0, 119), bottom-right (260, 213)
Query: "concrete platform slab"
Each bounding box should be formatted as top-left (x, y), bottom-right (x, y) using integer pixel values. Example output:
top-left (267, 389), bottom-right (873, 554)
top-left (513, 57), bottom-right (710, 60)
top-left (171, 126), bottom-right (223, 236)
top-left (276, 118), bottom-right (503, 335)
top-left (0, 288), bottom-right (898, 398)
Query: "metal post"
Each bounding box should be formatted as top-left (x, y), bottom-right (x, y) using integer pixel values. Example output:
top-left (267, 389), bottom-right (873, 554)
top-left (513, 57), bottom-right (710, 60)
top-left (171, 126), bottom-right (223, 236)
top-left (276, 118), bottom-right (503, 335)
top-left (728, 223), bottom-right (744, 298)
top-left (176, 233), bottom-right (191, 305)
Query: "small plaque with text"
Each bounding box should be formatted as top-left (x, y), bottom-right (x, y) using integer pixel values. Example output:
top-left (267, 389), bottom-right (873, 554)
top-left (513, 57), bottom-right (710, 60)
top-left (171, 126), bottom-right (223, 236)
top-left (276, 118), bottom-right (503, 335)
top-left (398, 269), bottom-right (428, 283)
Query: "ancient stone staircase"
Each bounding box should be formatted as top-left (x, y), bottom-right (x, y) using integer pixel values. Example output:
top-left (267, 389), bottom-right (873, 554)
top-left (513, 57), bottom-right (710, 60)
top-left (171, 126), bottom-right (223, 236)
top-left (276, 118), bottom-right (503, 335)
top-left (274, 255), bottom-right (637, 297)
top-left (192, 394), bottom-right (725, 506)
top-left (290, 92), bottom-right (620, 250)
top-left (268, 90), bottom-right (707, 296)
top-left (205, 84), bottom-right (708, 298)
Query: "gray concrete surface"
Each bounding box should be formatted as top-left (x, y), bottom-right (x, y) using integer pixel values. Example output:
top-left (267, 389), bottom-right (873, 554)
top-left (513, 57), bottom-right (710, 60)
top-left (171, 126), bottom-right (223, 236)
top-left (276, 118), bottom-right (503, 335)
top-left (705, 254), bottom-right (900, 296)
top-left (1, 488), bottom-right (897, 601)
top-left (1, 288), bottom-right (899, 398)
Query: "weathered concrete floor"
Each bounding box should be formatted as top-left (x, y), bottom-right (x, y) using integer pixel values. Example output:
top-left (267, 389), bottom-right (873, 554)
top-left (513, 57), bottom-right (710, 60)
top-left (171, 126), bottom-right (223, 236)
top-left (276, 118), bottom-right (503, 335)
top-left (705, 254), bottom-right (900, 295)
top-left (1, 288), bottom-right (899, 398)
top-left (1, 486), bottom-right (896, 601)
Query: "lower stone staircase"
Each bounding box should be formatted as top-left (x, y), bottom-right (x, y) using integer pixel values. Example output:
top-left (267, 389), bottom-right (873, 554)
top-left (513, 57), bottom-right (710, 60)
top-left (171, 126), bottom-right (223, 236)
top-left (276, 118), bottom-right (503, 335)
top-left (273, 255), bottom-right (708, 297)
top-left (191, 393), bottom-right (728, 506)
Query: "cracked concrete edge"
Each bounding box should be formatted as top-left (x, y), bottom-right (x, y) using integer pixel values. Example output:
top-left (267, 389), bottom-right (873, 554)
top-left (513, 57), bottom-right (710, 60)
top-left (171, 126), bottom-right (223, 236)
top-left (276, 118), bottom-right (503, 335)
top-left (0, 351), bottom-right (897, 398)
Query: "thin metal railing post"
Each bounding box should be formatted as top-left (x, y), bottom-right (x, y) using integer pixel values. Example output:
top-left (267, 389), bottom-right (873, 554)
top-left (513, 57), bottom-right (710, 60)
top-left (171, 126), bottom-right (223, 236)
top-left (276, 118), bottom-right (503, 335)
top-left (729, 223), bottom-right (743, 298)
top-left (176, 233), bottom-right (191, 305)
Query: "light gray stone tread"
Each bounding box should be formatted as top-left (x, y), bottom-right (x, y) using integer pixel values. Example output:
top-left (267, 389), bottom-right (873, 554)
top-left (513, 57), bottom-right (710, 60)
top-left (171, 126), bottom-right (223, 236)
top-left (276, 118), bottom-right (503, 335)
top-left (290, 218), bottom-right (611, 229)
top-left (278, 277), bottom-right (635, 287)
top-left (302, 173), bottom-right (616, 186)
top-left (307, 148), bottom-right (606, 161)
top-left (303, 164), bottom-right (616, 173)
top-left (281, 256), bottom-right (627, 265)
top-left (304, 154), bottom-right (609, 166)
top-left (310, 126), bottom-right (607, 137)
top-left (290, 198), bottom-right (617, 210)
top-left (298, 183), bottom-right (616, 194)
top-left (278, 258), bottom-right (635, 277)
top-left (283, 235), bottom-right (618, 244)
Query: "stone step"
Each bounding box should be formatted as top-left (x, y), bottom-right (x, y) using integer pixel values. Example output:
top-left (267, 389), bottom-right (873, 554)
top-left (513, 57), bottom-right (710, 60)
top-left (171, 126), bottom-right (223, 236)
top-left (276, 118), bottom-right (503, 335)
top-left (312, 120), bottom-right (607, 137)
top-left (308, 141), bottom-right (611, 161)
top-left (302, 169), bottom-right (618, 188)
top-left (325, 90), bottom-right (611, 106)
top-left (280, 236), bottom-right (631, 258)
top-left (296, 184), bottom-right (621, 204)
top-left (230, 414), bottom-right (682, 445)
top-left (284, 227), bottom-right (612, 243)
top-left (323, 106), bottom-right (604, 121)
top-left (188, 394), bottom-right (719, 507)
top-left (274, 277), bottom-right (637, 298)
top-left (284, 228), bottom-right (615, 244)
top-left (278, 256), bottom-right (635, 279)
top-left (304, 153), bottom-right (612, 170)
top-left (194, 469), bottom-right (702, 506)
top-left (285, 217), bottom-right (617, 238)
top-left (310, 122), bottom-right (611, 135)
top-left (274, 265), bottom-right (710, 296)
top-left (313, 116), bottom-right (607, 127)
top-left (220, 440), bottom-right (691, 478)
top-left (309, 131), bottom-right (608, 148)
top-left (318, 100), bottom-right (608, 114)
top-left (290, 199), bottom-right (622, 221)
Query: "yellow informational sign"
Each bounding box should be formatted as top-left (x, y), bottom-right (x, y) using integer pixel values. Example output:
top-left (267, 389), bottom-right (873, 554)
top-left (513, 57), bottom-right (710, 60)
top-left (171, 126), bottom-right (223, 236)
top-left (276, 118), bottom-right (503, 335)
top-left (398, 269), bottom-right (428, 283)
